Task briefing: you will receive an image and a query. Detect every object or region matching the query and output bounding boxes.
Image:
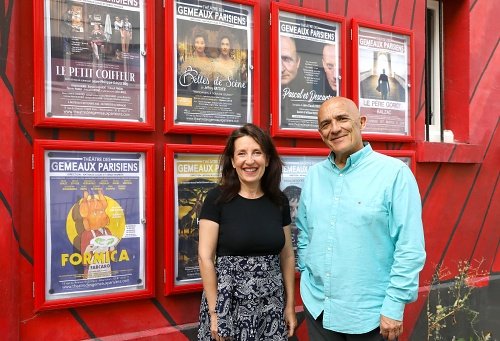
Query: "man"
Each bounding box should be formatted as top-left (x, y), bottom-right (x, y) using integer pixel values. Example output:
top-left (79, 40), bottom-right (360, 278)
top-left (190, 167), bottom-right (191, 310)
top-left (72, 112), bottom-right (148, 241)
top-left (280, 36), bottom-right (301, 87)
top-left (321, 44), bottom-right (338, 96)
top-left (296, 97), bottom-right (426, 341)
top-left (283, 185), bottom-right (302, 269)
top-left (378, 69), bottom-right (390, 100)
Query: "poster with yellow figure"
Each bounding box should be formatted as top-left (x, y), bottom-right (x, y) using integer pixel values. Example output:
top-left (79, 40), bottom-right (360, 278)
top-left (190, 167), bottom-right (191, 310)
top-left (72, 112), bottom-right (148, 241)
top-left (45, 150), bottom-right (146, 299)
top-left (174, 153), bottom-right (220, 284)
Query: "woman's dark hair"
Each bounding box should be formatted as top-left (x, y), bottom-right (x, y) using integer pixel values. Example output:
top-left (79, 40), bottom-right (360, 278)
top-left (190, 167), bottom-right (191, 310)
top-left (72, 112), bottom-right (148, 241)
top-left (218, 123), bottom-right (285, 206)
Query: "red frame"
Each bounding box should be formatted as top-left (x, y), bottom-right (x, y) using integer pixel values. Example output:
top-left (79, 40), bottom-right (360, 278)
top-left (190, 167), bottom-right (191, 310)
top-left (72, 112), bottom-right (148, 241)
top-left (164, 0), bottom-right (260, 135)
top-left (351, 18), bottom-right (415, 142)
top-left (33, 140), bottom-right (155, 310)
top-left (278, 147), bottom-right (330, 276)
top-left (33, 1), bottom-right (155, 131)
top-left (164, 144), bottom-right (224, 295)
top-left (270, 2), bottom-right (347, 139)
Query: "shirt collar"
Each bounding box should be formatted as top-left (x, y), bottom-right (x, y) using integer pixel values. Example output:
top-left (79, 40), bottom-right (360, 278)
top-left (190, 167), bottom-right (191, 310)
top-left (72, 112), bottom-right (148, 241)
top-left (327, 142), bottom-right (372, 170)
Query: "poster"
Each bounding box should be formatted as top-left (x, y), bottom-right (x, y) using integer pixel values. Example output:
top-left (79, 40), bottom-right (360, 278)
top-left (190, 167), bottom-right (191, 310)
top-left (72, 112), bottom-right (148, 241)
top-left (44, 150), bottom-right (146, 300)
top-left (174, 0), bottom-right (253, 127)
top-left (357, 26), bottom-right (410, 135)
top-left (174, 153), bottom-right (220, 285)
top-left (44, 0), bottom-right (146, 122)
top-left (279, 11), bottom-right (341, 131)
top-left (280, 155), bottom-right (324, 270)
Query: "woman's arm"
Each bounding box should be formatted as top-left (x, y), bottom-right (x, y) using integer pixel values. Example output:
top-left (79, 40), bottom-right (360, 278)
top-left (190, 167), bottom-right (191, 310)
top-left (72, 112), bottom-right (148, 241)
top-left (280, 225), bottom-right (297, 337)
top-left (198, 218), bottom-right (223, 340)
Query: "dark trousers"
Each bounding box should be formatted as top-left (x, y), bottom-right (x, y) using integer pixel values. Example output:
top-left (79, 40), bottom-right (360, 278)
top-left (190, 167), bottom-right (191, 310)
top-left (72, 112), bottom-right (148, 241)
top-left (304, 306), bottom-right (384, 341)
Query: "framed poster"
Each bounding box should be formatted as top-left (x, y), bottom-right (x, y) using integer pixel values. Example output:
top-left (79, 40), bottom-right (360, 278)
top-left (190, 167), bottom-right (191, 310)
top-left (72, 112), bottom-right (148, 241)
top-left (270, 3), bottom-right (346, 138)
top-left (278, 147), bottom-right (330, 271)
top-left (33, 140), bottom-right (155, 310)
top-left (352, 19), bottom-right (415, 141)
top-left (165, 0), bottom-right (260, 135)
top-left (33, 0), bottom-right (155, 130)
top-left (164, 144), bottom-right (223, 295)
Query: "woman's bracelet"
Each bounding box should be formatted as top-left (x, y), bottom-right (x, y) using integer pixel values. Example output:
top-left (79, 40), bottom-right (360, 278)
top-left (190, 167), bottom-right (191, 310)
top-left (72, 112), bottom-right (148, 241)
top-left (209, 309), bottom-right (217, 315)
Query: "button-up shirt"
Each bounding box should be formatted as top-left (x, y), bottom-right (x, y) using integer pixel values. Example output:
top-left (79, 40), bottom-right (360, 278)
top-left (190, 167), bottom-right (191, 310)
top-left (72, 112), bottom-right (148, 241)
top-left (296, 143), bottom-right (426, 334)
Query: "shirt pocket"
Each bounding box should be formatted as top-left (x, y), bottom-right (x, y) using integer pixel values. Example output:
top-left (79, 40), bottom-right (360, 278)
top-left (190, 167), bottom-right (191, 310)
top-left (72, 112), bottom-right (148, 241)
top-left (341, 196), bottom-right (388, 231)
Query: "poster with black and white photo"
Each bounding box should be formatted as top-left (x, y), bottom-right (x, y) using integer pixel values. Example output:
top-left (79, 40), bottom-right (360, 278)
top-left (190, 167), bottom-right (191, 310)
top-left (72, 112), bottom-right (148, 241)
top-left (280, 155), bottom-right (324, 270)
top-left (357, 26), bottom-right (410, 135)
top-left (279, 11), bottom-right (341, 131)
top-left (174, 0), bottom-right (253, 127)
top-left (43, 150), bottom-right (147, 301)
top-left (173, 153), bottom-right (220, 285)
top-left (44, 0), bottom-right (147, 123)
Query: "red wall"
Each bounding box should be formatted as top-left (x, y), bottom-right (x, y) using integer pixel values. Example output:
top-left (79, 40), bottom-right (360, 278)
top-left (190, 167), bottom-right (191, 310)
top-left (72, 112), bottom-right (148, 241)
top-left (0, 0), bottom-right (498, 340)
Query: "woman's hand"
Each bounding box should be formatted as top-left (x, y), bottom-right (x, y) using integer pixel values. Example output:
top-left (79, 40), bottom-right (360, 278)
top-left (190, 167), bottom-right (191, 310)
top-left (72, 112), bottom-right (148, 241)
top-left (210, 313), bottom-right (225, 341)
top-left (284, 305), bottom-right (297, 337)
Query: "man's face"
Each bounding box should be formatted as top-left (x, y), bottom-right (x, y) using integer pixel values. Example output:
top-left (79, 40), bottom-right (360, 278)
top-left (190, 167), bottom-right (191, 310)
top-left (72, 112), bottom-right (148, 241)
top-left (281, 36), bottom-right (300, 86)
top-left (289, 198), bottom-right (299, 224)
top-left (318, 98), bottom-right (366, 161)
top-left (322, 45), bottom-right (337, 91)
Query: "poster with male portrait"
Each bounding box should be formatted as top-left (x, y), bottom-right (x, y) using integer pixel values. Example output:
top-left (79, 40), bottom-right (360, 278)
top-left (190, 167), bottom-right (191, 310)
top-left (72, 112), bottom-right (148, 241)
top-left (42, 0), bottom-right (148, 125)
top-left (42, 150), bottom-right (147, 301)
top-left (173, 154), bottom-right (220, 285)
top-left (174, 0), bottom-right (253, 128)
top-left (280, 155), bottom-right (325, 270)
top-left (356, 26), bottom-right (411, 135)
top-left (278, 11), bottom-right (342, 131)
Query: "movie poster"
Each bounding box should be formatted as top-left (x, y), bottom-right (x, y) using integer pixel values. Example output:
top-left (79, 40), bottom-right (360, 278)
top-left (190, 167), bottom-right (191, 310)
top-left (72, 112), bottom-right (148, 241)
top-left (357, 27), bottom-right (410, 135)
top-left (279, 12), bottom-right (341, 131)
top-left (280, 155), bottom-right (324, 269)
top-left (174, 154), bottom-right (220, 285)
top-left (174, 0), bottom-right (253, 127)
top-left (44, 150), bottom-right (146, 300)
top-left (44, 0), bottom-right (146, 122)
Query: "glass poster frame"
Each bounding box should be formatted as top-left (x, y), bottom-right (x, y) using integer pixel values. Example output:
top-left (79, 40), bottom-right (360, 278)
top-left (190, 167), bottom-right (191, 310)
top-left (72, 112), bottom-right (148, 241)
top-left (33, 140), bottom-right (155, 310)
top-left (164, 144), bottom-right (223, 295)
top-left (165, 0), bottom-right (260, 135)
top-left (270, 2), bottom-right (346, 138)
top-left (33, 0), bottom-right (155, 130)
top-left (352, 18), bottom-right (415, 141)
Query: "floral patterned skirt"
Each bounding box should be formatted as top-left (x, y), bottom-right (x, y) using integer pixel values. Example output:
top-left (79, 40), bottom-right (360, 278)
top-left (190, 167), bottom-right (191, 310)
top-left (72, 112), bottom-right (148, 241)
top-left (198, 254), bottom-right (287, 341)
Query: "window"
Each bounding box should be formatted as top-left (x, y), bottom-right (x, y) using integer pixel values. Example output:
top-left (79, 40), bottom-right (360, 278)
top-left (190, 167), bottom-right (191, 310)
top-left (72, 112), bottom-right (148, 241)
top-left (425, 0), bottom-right (443, 142)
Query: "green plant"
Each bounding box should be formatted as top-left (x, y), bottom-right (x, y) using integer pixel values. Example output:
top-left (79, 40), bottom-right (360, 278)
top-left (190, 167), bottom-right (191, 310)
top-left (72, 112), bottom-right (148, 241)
top-left (426, 259), bottom-right (492, 341)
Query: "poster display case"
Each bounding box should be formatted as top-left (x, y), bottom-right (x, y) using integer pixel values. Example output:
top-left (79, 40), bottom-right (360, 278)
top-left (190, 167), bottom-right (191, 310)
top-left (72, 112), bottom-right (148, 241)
top-left (352, 19), bottom-right (415, 141)
top-left (164, 144), bottom-right (223, 295)
top-left (270, 2), bottom-right (346, 138)
top-left (34, 0), bottom-right (155, 130)
top-left (33, 140), bottom-right (155, 310)
top-left (165, 0), bottom-right (260, 135)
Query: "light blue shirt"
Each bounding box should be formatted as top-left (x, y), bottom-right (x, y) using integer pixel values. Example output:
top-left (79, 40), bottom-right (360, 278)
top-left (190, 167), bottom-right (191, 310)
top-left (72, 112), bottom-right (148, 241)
top-left (296, 143), bottom-right (426, 334)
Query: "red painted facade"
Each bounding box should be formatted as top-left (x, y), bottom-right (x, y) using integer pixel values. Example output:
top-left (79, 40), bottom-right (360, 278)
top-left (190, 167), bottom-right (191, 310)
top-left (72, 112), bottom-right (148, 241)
top-left (1, 0), bottom-right (498, 340)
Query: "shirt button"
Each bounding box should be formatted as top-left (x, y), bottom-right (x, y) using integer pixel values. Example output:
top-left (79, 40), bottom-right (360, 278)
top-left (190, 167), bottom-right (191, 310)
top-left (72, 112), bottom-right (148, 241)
top-left (340, 174), bottom-right (343, 177)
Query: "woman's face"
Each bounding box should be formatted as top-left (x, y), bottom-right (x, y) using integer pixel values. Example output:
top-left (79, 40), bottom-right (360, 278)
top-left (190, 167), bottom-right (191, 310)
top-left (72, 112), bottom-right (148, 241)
top-left (194, 36), bottom-right (206, 54)
top-left (220, 38), bottom-right (230, 57)
top-left (231, 135), bottom-right (268, 188)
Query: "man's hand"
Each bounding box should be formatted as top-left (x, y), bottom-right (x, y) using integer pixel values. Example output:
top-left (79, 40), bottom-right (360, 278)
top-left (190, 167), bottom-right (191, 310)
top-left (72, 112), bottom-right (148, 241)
top-left (380, 315), bottom-right (403, 340)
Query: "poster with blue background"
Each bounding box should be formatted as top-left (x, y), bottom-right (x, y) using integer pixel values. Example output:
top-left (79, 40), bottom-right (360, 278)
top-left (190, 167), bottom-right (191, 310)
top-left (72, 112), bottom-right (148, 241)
top-left (45, 150), bottom-right (146, 300)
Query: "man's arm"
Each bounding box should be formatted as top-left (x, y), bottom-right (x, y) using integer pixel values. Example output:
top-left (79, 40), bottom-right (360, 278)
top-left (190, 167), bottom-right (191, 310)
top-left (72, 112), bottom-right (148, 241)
top-left (381, 165), bottom-right (426, 321)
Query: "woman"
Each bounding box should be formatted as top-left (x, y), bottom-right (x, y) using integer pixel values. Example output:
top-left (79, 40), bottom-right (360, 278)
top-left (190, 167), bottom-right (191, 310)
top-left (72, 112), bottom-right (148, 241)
top-left (90, 24), bottom-right (105, 61)
top-left (197, 124), bottom-right (297, 341)
top-left (179, 27), bottom-right (213, 79)
top-left (212, 32), bottom-right (239, 80)
top-left (120, 16), bottom-right (132, 54)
